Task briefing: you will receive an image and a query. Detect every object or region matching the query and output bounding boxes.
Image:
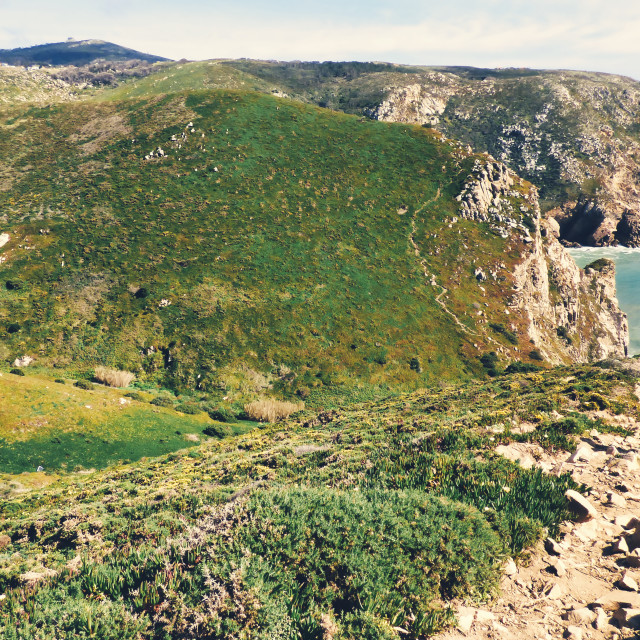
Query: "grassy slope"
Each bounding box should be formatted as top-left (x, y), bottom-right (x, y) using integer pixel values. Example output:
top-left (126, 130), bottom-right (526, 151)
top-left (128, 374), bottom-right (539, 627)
top-left (0, 89), bottom-right (536, 403)
top-left (0, 362), bottom-right (636, 638)
top-left (106, 60), bottom-right (640, 210)
top-left (0, 371), bottom-right (222, 473)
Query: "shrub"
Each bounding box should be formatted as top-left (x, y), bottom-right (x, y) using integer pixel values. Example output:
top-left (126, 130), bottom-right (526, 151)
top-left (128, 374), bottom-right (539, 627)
top-left (489, 322), bottom-right (518, 345)
top-left (124, 391), bottom-right (145, 402)
top-left (243, 399), bottom-right (304, 422)
top-left (9, 368), bottom-right (25, 376)
top-left (409, 356), bottom-right (422, 372)
top-left (529, 349), bottom-right (544, 361)
top-left (74, 379), bottom-right (93, 390)
top-left (235, 488), bottom-right (500, 637)
top-left (7, 323), bottom-right (20, 334)
top-left (203, 424), bottom-right (233, 438)
top-left (5, 279), bottom-right (24, 291)
top-left (177, 403), bottom-right (201, 415)
top-left (134, 287), bottom-right (149, 299)
top-left (505, 361), bottom-right (542, 374)
top-left (150, 396), bottom-right (175, 408)
top-left (54, 378), bottom-right (66, 384)
top-left (94, 366), bottom-right (136, 388)
top-left (206, 406), bottom-right (236, 422)
top-left (479, 351), bottom-right (501, 376)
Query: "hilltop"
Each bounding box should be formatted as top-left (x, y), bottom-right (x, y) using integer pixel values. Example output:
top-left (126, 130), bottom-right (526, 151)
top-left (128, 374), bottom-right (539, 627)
top-left (0, 39), bottom-right (169, 67)
top-left (98, 59), bottom-right (640, 247)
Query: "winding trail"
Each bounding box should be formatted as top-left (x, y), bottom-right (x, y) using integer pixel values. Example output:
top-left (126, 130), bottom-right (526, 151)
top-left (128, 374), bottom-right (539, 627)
top-left (409, 189), bottom-right (478, 336)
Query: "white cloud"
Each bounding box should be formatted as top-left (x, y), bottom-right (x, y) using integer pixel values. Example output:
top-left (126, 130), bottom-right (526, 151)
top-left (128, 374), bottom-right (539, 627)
top-left (1, 0), bottom-right (639, 79)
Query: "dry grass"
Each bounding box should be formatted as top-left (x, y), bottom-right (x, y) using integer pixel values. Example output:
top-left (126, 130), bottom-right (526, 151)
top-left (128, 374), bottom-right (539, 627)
top-left (244, 399), bottom-right (304, 423)
top-left (94, 366), bottom-right (135, 388)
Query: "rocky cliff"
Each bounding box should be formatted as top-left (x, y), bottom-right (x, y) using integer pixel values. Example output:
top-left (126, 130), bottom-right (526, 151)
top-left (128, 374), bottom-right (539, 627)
top-left (366, 70), bottom-right (640, 247)
top-left (459, 156), bottom-right (629, 362)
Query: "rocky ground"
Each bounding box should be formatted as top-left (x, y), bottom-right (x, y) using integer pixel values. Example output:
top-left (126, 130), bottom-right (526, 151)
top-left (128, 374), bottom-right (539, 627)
top-left (437, 412), bottom-right (640, 640)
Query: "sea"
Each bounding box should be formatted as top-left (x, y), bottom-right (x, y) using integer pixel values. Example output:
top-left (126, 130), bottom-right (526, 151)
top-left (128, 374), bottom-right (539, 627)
top-left (568, 247), bottom-right (640, 356)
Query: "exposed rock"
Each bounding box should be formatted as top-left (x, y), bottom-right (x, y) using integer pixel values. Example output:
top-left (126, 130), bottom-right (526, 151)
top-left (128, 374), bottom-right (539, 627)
top-left (563, 607), bottom-right (596, 625)
top-left (546, 583), bottom-right (563, 599)
top-left (618, 570), bottom-right (639, 592)
top-left (607, 492), bottom-right (627, 508)
top-left (613, 536), bottom-right (630, 554)
top-left (612, 607), bottom-right (640, 629)
top-left (504, 558), bottom-right (518, 576)
top-left (12, 355), bottom-right (34, 368)
top-left (564, 625), bottom-right (582, 640)
top-left (365, 70), bottom-right (640, 248)
top-left (565, 490), bottom-right (598, 521)
top-left (545, 537), bottom-right (563, 556)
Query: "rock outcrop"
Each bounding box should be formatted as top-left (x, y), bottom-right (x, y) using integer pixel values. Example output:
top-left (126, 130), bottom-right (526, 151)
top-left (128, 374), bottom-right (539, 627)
top-left (460, 157), bottom-right (629, 362)
top-left (365, 69), bottom-right (640, 247)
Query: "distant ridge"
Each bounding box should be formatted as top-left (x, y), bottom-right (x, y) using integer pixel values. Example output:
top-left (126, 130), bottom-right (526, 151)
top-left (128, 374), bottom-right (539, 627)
top-left (0, 39), bottom-right (170, 66)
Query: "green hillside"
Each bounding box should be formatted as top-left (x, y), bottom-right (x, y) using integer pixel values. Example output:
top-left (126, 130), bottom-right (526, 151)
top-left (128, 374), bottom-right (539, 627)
top-left (0, 362), bottom-right (636, 639)
top-left (0, 89), bottom-right (538, 403)
top-left (0, 40), bottom-right (168, 67)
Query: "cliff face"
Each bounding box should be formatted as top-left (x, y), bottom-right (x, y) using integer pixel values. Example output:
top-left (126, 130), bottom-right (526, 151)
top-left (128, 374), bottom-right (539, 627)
top-left (366, 71), bottom-right (640, 247)
top-left (458, 157), bottom-right (629, 362)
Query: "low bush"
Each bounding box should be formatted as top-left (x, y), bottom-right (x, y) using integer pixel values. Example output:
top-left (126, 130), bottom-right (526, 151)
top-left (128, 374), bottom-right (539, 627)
top-left (206, 406), bottom-right (235, 422)
top-left (9, 368), bottom-right (25, 376)
top-left (74, 379), bottom-right (93, 390)
top-left (5, 279), bottom-right (24, 291)
top-left (243, 398), bottom-right (304, 422)
top-left (94, 366), bottom-right (136, 388)
top-left (176, 403), bottom-right (201, 415)
top-left (505, 361), bottom-right (541, 374)
top-left (54, 378), bottom-right (66, 384)
top-left (150, 396), bottom-right (174, 408)
top-left (124, 391), bottom-right (145, 402)
top-left (6, 323), bottom-right (20, 334)
top-left (529, 349), bottom-right (544, 361)
top-left (202, 423), bottom-right (233, 438)
top-left (233, 488), bottom-right (500, 637)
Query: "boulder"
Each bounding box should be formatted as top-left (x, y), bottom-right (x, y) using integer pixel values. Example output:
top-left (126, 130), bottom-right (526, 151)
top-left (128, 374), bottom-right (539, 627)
top-left (565, 489), bottom-right (598, 521)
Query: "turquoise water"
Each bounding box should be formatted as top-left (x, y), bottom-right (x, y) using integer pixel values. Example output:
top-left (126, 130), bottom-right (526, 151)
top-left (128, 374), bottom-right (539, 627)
top-left (568, 247), bottom-right (640, 356)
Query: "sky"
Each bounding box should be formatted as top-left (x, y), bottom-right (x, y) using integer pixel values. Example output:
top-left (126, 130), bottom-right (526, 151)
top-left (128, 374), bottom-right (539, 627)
top-left (1, 0), bottom-right (640, 80)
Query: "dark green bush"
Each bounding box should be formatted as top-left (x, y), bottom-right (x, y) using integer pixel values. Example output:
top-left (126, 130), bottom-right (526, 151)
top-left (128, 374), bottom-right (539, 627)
top-left (206, 407), bottom-right (235, 422)
top-left (202, 424), bottom-right (233, 438)
top-left (176, 403), bottom-right (201, 415)
top-left (409, 356), bottom-right (422, 372)
top-left (124, 391), bottom-right (145, 402)
top-left (150, 396), bottom-right (174, 408)
top-left (74, 379), bottom-right (93, 390)
top-left (9, 368), bottom-right (25, 376)
top-left (233, 488), bottom-right (498, 638)
top-left (529, 349), bottom-right (544, 361)
top-left (480, 351), bottom-right (501, 376)
top-left (505, 361), bottom-right (541, 374)
top-left (5, 280), bottom-right (24, 291)
top-left (6, 323), bottom-right (20, 334)
top-left (134, 287), bottom-right (149, 299)
top-left (54, 378), bottom-right (66, 384)
top-left (489, 323), bottom-right (518, 345)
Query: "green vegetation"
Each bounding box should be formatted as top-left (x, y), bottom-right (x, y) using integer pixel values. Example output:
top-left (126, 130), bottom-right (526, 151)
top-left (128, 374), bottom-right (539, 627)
top-left (0, 88), bottom-right (540, 404)
top-left (1, 363), bottom-right (633, 638)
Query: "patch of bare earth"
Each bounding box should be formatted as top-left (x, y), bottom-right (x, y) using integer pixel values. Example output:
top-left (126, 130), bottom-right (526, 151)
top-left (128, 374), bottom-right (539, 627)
top-left (436, 424), bottom-right (640, 640)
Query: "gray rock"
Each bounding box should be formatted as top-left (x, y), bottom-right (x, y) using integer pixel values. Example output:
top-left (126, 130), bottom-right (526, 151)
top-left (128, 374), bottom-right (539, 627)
top-left (545, 537), bottom-right (563, 556)
top-left (565, 489), bottom-right (598, 521)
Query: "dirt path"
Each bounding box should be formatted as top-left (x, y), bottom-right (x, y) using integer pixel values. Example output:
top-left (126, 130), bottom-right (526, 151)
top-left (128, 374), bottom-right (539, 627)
top-left (436, 413), bottom-right (640, 640)
top-left (408, 189), bottom-right (478, 336)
